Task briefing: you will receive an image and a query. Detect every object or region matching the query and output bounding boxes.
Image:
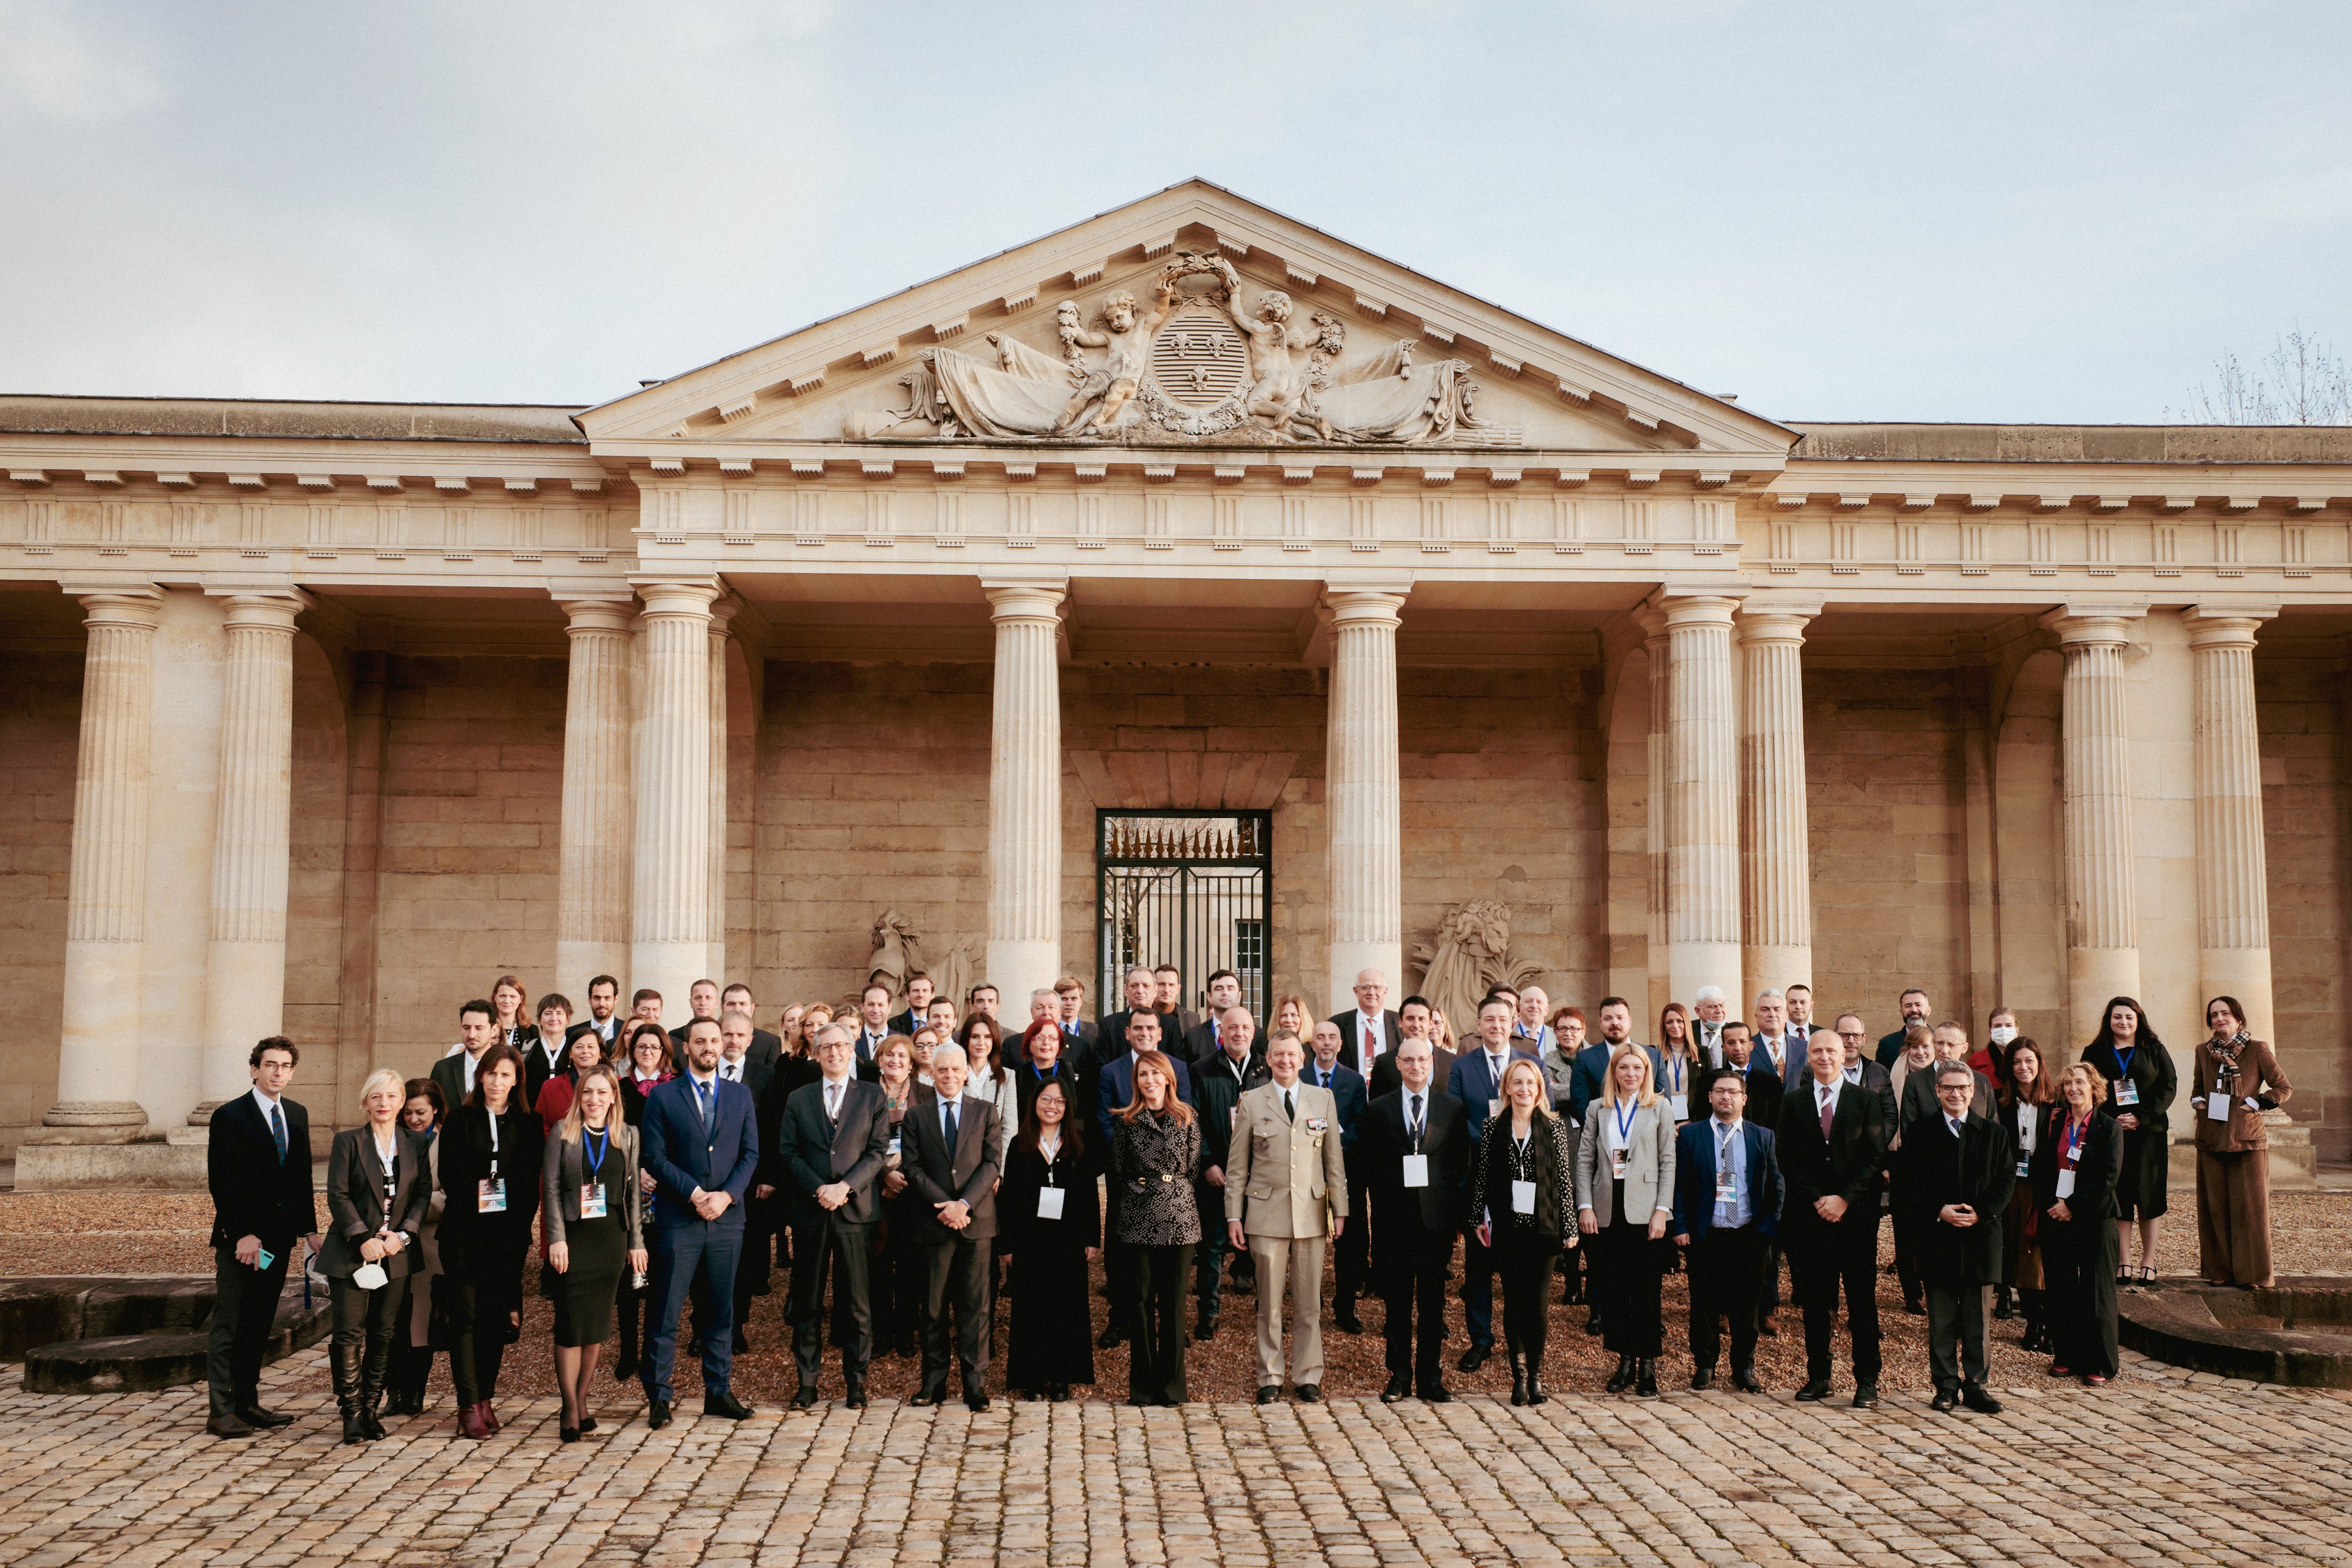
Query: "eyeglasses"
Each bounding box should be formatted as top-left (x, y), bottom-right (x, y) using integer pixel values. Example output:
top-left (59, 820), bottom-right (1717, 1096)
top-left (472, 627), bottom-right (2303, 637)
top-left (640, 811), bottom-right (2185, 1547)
top-left (1837, 1029), bottom-right (1866, 1040)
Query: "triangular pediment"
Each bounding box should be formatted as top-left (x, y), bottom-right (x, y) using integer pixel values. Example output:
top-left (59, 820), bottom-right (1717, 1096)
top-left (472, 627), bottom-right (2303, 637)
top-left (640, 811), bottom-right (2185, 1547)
top-left (578, 180), bottom-right (1796, 459)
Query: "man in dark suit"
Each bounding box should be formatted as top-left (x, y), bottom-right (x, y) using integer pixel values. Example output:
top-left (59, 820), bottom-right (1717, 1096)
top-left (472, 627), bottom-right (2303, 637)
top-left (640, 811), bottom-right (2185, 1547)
top-left (1331, 967), bottom-right (1402, 1082)
top-left (1833, 1013), bottom-right (1897, 1127)
top-left (1182, 970), bottom-right (1247, 1064)
top-left (1778, 1027), bottom-right (1892, 1409)
top-left (1093, 1009), bottom-right (1195, 1349)
top-left (780, 1022), bottom-right (891, 1409)
top-left (1051, 977), bottom-right (1098, 1056)
top-left (1567, 998), bottom-right (1668, 1125)
top-left (1364, 1037), bottom-right (1468, 1401)
top-left (719, 984), bottom-right (784, 1074)
top-left (1442, 996), bottom-right (1541, 1370)
top-left (1369, 995), bottom-right (1453, 1099)
top-left (1095, 966), bottom-right (1170, 1071)
top-left (431, 1000), bottom-right (499, 1115)
top-left (665, 978), bottom-right (725, 1069)
top-left (1695, 1023), bottom-right (1786, 1130)
top-left (902, 1040), bottom-right (1003, 1411)
top-left (1876, 987), bottom-right (1934, 1066)
top-left (887, 971), bottom-right (936, 1038)
top-left (846, 984), bottom-right (895, 1066)
top-left (1899, 1062), bottom-right (2017, 1414)
top-left (714, 1009), bottom-right (781, 1349)
top-left (1305, 1018), bottom-right (1373, 1332)
top-left (577, 974), bottom-right (624, 1054)
top-left (1152, 964), bottom-right (1198, 1037)
top-left (1900, 1024), bottom-right (1997, 1130)
top-left (204, 1036), bottom-right (318, 1438)
top-left (1670, 1071), bottom-right (1783, 1392)
top-left (640, 1017), bottom-right (760, 1428)
top-left (1192, 1004), bottom-right (1267, 1339)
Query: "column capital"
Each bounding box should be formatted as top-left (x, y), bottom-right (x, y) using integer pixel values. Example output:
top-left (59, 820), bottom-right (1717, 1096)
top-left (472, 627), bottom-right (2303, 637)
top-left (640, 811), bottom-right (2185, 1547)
top-left (709, 590), bottom-right (743, 634)
top-left (62, 583), bottom-right (164, 630)
top-left (1659, 591), bottom-right (1743, 630)
top-left (2040, 602), bottom-right (2147, 647)
top-left (1321, 583), bottom-right (1409, 629)
top-left (206, 587), bottom-right (311, 632)
top-left (2183, 602), bottom-right (2280, 650)
top-left (555, 593), bottom-right (636, 635)
top-left (983, 573), bottom-right (1067, 621)
top-left (630, 576), bottom-right (721, 619)
top-left (1736, 598), bottom-right (1821, 644)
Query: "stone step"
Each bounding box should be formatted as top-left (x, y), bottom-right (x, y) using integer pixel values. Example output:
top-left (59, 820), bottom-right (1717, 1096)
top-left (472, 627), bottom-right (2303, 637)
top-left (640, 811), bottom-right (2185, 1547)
top-left (23, 1294), bottom-right (330, 1395)
top-left (0, 1276), bottom-right (217, 1362)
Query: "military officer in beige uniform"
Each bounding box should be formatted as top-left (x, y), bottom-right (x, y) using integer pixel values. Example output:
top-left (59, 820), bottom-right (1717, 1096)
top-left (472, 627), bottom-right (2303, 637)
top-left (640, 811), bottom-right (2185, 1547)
top-left (1226, 1027), bottom-right (1350, 1402)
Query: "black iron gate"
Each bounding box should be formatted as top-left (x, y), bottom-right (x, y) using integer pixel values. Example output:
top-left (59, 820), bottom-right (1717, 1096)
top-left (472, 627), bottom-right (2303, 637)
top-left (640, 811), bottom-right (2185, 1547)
top-left (1095, 809), bottom-right (1273, 1020)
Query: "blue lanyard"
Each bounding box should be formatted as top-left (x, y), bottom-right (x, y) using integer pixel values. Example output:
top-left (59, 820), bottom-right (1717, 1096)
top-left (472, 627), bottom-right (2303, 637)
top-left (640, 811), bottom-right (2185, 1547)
top-left (2113, 1046), bottom-right (2136, 1080)
top-left (584, 1127), bottom-right (608, 1178)
top-left (1613, 1097), bottom-right (1637, 1146)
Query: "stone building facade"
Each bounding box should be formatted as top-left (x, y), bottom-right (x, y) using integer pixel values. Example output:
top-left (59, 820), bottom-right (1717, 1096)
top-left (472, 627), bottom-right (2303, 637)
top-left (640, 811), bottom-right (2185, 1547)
top-left (3, 182), bottom-right (2348, 1176)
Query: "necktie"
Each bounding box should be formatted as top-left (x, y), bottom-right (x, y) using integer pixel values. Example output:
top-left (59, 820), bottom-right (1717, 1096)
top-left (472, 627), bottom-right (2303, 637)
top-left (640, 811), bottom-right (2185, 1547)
top-left (825, 1082), bottom-right (840, 1124)
top-left (1283, 1088), bottom-right (1295, 1123)
top-left (697, 1079), bottom-right (713, 1125)
top-left (1409, 1094), bottom-right (1423, 1149)
top-left (1818, 1088), bottom-right (1834, 1138)
top-left (944, 1100), bottom-right (960, 1149)
top-left (269, 1102), bottom-right (287, 1161)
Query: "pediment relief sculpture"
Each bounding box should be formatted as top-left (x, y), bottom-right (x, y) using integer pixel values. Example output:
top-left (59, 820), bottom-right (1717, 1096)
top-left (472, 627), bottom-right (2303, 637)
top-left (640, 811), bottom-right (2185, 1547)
top-left (843, 250), bottom-right (1519, 448)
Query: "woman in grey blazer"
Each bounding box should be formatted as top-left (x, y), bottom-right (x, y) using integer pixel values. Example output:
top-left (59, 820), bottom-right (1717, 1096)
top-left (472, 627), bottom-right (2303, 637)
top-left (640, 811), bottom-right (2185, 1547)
top-left (542, 1064), bottom-right (645, 1441)
top-left (1575, 1046), bottom-right (1678, 1398)
top-left (320, 1068), bottom-right (432, 1444)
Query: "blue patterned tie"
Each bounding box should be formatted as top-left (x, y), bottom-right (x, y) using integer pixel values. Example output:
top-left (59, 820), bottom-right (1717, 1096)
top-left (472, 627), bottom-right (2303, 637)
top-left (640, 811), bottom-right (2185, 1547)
top-left (697, 1079), bottom-right (713, 1125)
top-left (270, 1103), bottom-right (287, 1162)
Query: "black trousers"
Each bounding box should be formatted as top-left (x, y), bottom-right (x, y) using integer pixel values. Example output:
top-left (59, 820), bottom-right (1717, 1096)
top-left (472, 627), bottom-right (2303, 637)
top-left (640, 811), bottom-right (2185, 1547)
top-left (1333, 1163), bottom-right (1371, 1308)
top-left (1785, 1209), bottom-right (1883, 1385)
top-left (1495, 1227), bottom-right (1555, 1373)
top-left (1686, 1224), bottom-right (1767, 1371)
top-left (920, 1235), bottom-right (991, 1398)
top-left (1126, 1242), bottom-right (1193, 1404)
top-left (1595, 1213), bottom-right (1667, 1358)
top-left (329, 1274), bottom-right (409, 1397)
top-left (788, 1217), bottom-right (874, 1387)
top-left (2041, 1216), bottom-right (2121, 1377)
top-left (1892, 1205), bottom-right (1928, 1303)
top-left (206, 1244), bottom-right (290, 1418)
top-left (1459, 1225), bottom-right (1498, 1350)
top-left (443, 1250), bottom-right (525, 1407)
top-left (1377, 1220), bottom-right (1454, 1387)
top-left (1925, 1279), bottom-right (1989, 1391)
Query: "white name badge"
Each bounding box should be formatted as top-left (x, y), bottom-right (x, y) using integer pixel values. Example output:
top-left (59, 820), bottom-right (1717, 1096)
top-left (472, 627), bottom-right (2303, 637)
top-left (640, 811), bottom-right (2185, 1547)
top-left (888, 1135), bottom-right (902, 1160)
top-left (1037, 1186), bottom-right (1065, 1220)
top-left (580, 1182), bottom-right (606, 1220)
top-left (2055, 1169), bottom-right (2076, 1199)
top-left (1487, 1097), bottom-right (1501, 1122)
top-left (1510, 1179), bottom-right (1536, 1215)
top-left (2015, 1158), bottom-right (2031, 1177)
top-left (1715, 1171), bottom-right (1738, 1204)
top-left (1402, 1155), bottom-right (1430, 1188)
top-left (2206, 1094), bottom-right (2231, 1122)
top-left (2113, 1079), bottom-right (2140, 1107)
top-left (1610, 1147), bottom-right (1629, 1180)
top-left (1667, 1094), bottom-right (1689, 1121)
top-left (477, 1178), bottom-right (507, 1213)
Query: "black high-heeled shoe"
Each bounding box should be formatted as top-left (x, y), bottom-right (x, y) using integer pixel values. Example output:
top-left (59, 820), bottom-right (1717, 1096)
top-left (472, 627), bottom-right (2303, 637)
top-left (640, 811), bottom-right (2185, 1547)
top-left (1604, 1353), bottom-right (1635, 1394)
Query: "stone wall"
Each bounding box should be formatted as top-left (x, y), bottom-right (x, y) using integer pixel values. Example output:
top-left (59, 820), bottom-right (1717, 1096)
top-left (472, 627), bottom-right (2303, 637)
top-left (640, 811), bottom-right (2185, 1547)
top-left (2259, 651), bottom-right (2349, 1161)
top-left (0, 651), bottom-right (80, 1155)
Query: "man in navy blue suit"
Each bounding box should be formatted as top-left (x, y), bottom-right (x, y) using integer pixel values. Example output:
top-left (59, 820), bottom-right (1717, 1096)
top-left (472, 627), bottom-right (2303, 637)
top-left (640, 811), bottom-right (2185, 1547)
top-left (1671, 1070), bottom-right (1783, 1392)
top-left (1305, 1018), bottom-right (1372, 1332)
top-left (1567, 997), bottom-right (1668, 1126)
top-left (1443, 996), bottom-right (1540, 1372)
top-left (641, 1016), bottom-right (760, 1428)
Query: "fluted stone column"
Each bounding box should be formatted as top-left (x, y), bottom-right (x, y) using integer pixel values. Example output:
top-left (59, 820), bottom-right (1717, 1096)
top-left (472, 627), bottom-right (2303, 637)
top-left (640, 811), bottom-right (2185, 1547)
top-left (1665, 593), bottom-right (1744, 1009)
top-left (1325, 581), bottom-right (1409, 1013)
top-left (556, 595), bottom-right (635, 992)
top-left (984, 575), bottom-right (1067, 1010)
top-left (194, 590), bottom-right (307, 1116)
top-left (1638, 604), bottom-right (1669, 1021)
top-left (2185, 604), bottom-right (2278, 1037)
top-left (630, 579), bottom-right (718, 1017)
top-left (2046, 606), bottom-right (2146, 1041)
top-left (43, 587), bottom-right (165, 1139)
top-left (707, 597), bottom-right (737, 984)
top-left (1738, 600), bottom-right (1818, 1006)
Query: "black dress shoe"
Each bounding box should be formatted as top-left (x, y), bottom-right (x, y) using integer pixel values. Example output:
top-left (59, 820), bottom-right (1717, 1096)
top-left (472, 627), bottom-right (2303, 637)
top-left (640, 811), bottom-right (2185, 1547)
top-left (911, 1387), bottom-right (944, 1407)
top-left (1456, 1345), bottom-right (1489, 1374)
top-left (1097, 1326), bottom-right (1125, 1349)
top-left (1294, 1384), bottom-right (1322, 1402)
top-left (1381, 1374), bottom-right (1411, 1402)
top-left (1334, 1311), bottom-right (1364, 1335)
top-left (1793, 1379), bottom-right (1832, 1402)
top-left (1961, 1385), bottom-right (2003, 1415)
top-left (844, 1385), bottom-right (868, 1410)
top-left (966, 1394), bottom-right (989, 1412)
top-left (648, 1398), bottom-right (673, 1429)
top-left (560, 1424), bottom-right (581, 1443)
top-left (578, 1415), bottom-right (597, 1433)
top-left (237, 1405), bottom-right (293, 1429)
top-left (1902, 1297), bottom-right (1926, 1317)
top-left (207, 1413), bottom-right (255, 1439)
top-left (1420, 1384), bottom-right (1453, 1403)
top-left (1690, 1367), bottom-right (1714, 1391)
top-left (1257, 1385), bottom-right (1281, 1404)
top-left (1852, 1385), bottom-right (1880, 1410)
top-left (1194, 1314), bottom-right (1217, 1340)
top-left (1733, 1367), bottom-right (1764, 1393)
top-left (1604, 1354), bottom-right (1635, 1394)
top-left (1931, 1389), bottom-right (1959, 1413)
top-left (704, 1390), bottom-right (751, 1419)
top-left (790, 1385), bottom-right (818, 1410)
top-left (1634, 1360), bottom-right (1658, 1398)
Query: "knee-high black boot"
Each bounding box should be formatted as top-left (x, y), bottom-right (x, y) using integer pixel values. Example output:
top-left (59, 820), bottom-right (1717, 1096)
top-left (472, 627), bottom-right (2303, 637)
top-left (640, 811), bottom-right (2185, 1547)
top-left (332, 1340), bottom-right (364, 1444)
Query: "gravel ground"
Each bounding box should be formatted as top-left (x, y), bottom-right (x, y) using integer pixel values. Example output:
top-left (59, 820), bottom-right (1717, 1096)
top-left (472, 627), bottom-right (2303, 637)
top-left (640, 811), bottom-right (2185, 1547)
top-left (8, 1188), bottom-right (2347, 1412)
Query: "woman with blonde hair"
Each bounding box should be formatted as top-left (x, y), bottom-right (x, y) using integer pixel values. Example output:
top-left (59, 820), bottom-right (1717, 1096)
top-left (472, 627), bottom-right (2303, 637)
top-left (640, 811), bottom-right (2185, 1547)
top-left (1109, 1050), bottom-right (1201, 1407)
top-left (1271, 993), bottom-right (1308, 1041)
top-left (2033, 1062), bottom-right (2124, 1384)
top-left (542, 1064), bottom-right (644, 1440)
top-left (319, 1068), bottom-right (431, 1443)
top-left (1574, 1044), bottom-right (1679, 1397)
top-left (1468, 1057), bottom-right (1576, 1404)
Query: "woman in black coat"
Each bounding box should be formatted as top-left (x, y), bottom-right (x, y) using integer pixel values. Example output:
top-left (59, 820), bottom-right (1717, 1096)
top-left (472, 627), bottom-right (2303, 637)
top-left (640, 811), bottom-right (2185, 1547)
top-left (2033, 1062), bottom-right (2126, 1385)
top-left (998, 1077), bottom-right (1101, 1401)
top-left (318, 1068), bottom-right (431, 1443)
top-left (1108, 1051), bottom-right (1202, 1408)
top-left (434, 1042), bottom-right (543, 1440)
top-left (2080, 994), bottom-right (2175, 1286)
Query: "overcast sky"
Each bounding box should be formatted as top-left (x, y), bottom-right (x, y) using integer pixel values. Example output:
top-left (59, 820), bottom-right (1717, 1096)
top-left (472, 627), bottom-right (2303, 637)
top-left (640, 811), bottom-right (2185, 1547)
top-left (2, 1), bottom-right (2345, 424)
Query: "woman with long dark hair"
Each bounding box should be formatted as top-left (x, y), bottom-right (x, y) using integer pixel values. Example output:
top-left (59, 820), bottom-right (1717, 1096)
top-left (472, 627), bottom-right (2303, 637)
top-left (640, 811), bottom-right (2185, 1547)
top-left (490, 974), bottom-right (538, 1056)
top-left (999, 1077), bottom-right (1101, 1401)
top-left (1109, 1050), bottom-right (1201, 1407)
top-left (2189, 995), bottom-right (2294, 1288)
top-left (435, 1041), bottom-right (542, 1440)
top-left (2082, 995), bottom-right (2175, 1286)
top-left (1995, 1038), bottom-right (2057, 1345)
top-left (382, 1077), bottom-right (448, 1417)
top-left (612, 1020), bottom-right (673, 1382)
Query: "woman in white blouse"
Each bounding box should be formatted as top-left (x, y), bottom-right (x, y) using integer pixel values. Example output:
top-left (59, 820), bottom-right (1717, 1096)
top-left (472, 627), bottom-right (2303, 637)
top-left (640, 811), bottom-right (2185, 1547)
top-left (1573, 1046), bottom-right (1679, 1398)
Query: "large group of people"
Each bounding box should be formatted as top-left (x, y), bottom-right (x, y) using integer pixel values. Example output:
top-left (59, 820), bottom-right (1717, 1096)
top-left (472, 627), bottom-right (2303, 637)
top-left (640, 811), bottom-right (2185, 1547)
top-left (200, 964), bottom-right (2292, 1439)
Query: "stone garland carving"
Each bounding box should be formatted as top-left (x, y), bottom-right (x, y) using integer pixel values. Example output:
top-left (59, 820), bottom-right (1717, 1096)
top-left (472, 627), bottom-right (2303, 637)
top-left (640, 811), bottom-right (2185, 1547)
top-left (862, 908), bottom-right (975, 1023)
top-left (842, 249), bottom-right (1520, 447)
top-left (1409, 900), bottom-right (1550, 1041)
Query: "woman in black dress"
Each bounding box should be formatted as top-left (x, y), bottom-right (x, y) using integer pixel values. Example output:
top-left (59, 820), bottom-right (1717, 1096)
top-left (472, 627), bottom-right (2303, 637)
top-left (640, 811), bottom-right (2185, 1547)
top-left (999, 1077), bottom-right (1101, 1401)
top-left (2081, 995), bottom-right (2175, 1285)
top-left (866, 1036), bottom-right (923, 1358)
top-left (542, 1065), bottom-right (644, 1441)
top-left (435, 1041), bottom-right (543, 1440)
top-left (1109, 1050), bottom-right (1201, 1408)
top-left (2034, 1062), bottom-right (2125, 1384)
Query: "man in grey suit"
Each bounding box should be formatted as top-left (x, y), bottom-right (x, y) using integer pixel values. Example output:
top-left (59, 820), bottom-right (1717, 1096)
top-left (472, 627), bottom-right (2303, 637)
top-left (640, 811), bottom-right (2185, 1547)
top-left (780, 1023), bottom-right (891, 1410)
top-left (1226, 1029), bottom-right (1349, 1403)
top-left (903, 1043), bottom-right (1002, 1412)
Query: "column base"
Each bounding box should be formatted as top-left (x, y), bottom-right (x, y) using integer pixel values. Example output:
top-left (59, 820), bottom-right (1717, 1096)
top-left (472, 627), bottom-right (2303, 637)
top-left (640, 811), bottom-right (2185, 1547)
top-left (29, 1102), bottom-right (151, 1144)
top-left (188, 1101), bottom-right (228, 1127)
top-left (16, 1138), bottom-right (207, 1192)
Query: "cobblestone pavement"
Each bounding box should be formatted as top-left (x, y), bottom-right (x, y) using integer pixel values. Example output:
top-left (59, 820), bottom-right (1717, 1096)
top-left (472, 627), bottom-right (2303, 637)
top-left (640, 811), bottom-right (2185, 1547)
top-left (1, 1346), bottom-right (2347, 1568)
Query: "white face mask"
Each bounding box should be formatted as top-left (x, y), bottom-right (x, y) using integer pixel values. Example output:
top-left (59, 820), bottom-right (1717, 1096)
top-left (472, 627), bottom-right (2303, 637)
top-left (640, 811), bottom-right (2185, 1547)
top-left (1989, 1024), bottom-right (2017, 1046)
